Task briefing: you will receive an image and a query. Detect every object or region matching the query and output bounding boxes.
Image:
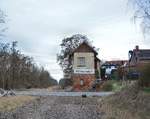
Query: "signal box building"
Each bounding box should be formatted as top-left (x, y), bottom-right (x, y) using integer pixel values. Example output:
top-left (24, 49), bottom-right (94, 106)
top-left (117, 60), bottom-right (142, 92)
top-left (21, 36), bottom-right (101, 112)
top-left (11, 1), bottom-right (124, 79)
top-left (71, 41), bottom-right (100, 90)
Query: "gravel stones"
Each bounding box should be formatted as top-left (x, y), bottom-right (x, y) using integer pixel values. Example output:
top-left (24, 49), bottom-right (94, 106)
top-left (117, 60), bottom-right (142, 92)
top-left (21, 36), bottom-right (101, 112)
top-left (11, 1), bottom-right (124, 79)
top-left (0, 96), bottom-right (102, 119)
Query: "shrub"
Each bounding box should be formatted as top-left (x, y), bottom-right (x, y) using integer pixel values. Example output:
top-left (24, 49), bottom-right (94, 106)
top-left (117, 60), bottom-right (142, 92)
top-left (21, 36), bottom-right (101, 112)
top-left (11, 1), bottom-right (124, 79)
top-left (101, 81), bottom-right (113, 91)
top-left (59, 78), bottom-right (73, 89)
top-left (111, 70), bottom-right (118, 80)
top-left (101, 81), bottom-right (125, 92)
top-left (138, 63), bottom-right (150, 87)
top-left (95, 69), bottom-right (100, 79)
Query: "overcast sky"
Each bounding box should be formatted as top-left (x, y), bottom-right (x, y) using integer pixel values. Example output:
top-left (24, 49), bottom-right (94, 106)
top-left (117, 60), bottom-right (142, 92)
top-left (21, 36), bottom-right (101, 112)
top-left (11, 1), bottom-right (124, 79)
top-left (0, 0), bottom-right (149, 80)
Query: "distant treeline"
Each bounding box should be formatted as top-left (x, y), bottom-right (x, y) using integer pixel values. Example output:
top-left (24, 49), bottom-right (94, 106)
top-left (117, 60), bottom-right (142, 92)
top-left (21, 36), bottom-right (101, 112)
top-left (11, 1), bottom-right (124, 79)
top-left (0, 41), bottom-right (57, 89)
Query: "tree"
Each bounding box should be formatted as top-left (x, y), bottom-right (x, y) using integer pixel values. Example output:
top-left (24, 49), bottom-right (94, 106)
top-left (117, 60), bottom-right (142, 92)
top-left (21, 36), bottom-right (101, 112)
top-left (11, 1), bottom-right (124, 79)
top-left (59, 78), bottom-right (73, 89)
top-left (57, 34), bottom-right (91, 74)
top-left (0, 9), bottom-right (57, 89)
top-left (0, 41), bottom-right (57, 89)
top-left (130, 0), bottom-right (150, 38)
top-left (10, 41), bottom-right (19, 89)
top-left (0, 43), bottom-right (10, 89)
top-left (39, 68), bottom-right (57, 88)
top-left (0, 9), bottom-right (6, 39)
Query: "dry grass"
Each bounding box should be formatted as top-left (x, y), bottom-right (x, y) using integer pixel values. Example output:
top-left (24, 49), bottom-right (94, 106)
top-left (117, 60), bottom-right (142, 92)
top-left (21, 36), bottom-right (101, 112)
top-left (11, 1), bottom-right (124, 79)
top-left (99, 82), bottom-right (150, 119)
top-left (47, 86), bottom-right (60, 91)
top-left (99, 99), bottom-right (140, 119)
top-left (0, 96), bottom-right (36, 112)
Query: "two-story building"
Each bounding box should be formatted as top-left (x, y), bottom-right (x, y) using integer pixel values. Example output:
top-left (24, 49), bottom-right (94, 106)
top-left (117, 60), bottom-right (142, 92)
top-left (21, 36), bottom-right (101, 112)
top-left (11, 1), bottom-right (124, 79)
top-left (70, 41), bottom-right (100, 90)
top-left (129, 45), bottom-right (150, 67)
top-left (127, 45), bottom-right (150, 79)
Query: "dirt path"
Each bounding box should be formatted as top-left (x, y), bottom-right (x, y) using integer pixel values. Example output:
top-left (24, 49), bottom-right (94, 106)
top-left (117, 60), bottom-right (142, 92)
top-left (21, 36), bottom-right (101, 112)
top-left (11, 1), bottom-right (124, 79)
top-left (0, 96), bottom-right (102, 119)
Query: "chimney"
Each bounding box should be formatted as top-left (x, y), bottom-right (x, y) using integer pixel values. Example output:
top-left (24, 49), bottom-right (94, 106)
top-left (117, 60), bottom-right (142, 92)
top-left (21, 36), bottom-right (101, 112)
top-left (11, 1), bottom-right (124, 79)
top-left (135, 45), bottom-right (139, 51)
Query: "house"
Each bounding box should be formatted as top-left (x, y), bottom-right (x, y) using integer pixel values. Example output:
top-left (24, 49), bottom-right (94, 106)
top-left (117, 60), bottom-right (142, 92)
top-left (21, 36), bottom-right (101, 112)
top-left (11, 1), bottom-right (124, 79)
top-left (70, 41), bottom-right (100, 90)
top-left (105, 60), bottom-right (128, 67)
top-left (127, 45), bottom-right (150, 79)
top-left (129, 45), bottom-right (150, 67)
top-left (101, 60), bottom-right (128, 80)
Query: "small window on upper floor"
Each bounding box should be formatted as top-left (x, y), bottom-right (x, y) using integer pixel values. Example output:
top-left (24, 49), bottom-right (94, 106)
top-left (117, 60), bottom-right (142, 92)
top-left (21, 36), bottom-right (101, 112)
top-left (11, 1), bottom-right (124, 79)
top-left (77, 57), bottom-right (86, 67)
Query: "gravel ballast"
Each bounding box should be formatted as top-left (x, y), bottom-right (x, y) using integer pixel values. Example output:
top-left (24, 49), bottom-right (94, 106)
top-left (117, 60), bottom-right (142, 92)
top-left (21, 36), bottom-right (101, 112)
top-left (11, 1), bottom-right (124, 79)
top-left (0, 96), bottom-right (102, 119)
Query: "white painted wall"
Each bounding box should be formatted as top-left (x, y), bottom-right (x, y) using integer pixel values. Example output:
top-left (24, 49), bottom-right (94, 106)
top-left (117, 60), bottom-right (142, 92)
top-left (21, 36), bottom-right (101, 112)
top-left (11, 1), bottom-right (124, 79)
top-left (73, 52), bottom-right (95, 74)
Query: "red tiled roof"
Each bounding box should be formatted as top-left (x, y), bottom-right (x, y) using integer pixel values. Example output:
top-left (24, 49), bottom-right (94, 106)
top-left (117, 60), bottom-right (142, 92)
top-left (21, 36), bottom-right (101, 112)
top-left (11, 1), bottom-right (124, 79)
top-left (71, 41), bottom-right (98, 55)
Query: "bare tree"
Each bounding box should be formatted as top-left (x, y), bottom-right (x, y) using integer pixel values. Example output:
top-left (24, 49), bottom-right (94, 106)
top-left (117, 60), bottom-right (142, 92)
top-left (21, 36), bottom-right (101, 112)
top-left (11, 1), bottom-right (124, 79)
top-left (10, 41), bottom-right (19, 89)
top-left (0, 9), bottom-right (57, 89)
top-left (0, 9), bottom-right (7, 39)
top-left (0, 43), bottom-right (9, 89)
top-left (0, 41), bottom-right (57, 89)
top-left (130, 0), bottom-right (150, 38)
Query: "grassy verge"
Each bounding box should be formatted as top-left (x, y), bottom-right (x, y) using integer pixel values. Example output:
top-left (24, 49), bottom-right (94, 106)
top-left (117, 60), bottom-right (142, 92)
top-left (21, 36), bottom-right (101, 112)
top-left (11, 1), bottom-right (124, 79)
top-left (0, 96), bottom-right (36, 112)
top-left (143, 87), bottom-right (150, 93)
top-left (99, 99), bottom-right (138, 119)
top-left (101, 80), bottom-right (127, 92)
top-left (99, 82), bottom-right (150, 119)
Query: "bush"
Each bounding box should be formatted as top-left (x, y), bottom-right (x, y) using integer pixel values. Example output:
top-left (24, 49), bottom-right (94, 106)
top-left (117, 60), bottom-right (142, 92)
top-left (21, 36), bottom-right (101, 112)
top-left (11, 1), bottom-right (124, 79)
top-left (143, 87), bottom-right (150, 93)
top-left (138, 63), bottom-right (150, 87)
top-left (59, 78), bottom-right (73, 89)
top-left (117, 67), bottom-right (124, 80)
top-left (101, 80), bottom-right (125, 92)
top-left (101, 81), bottom-right (113, 91)
top-left (111, 70), bottom-right (118, 80)
top-left (95, 69), bottom-right (100, 79)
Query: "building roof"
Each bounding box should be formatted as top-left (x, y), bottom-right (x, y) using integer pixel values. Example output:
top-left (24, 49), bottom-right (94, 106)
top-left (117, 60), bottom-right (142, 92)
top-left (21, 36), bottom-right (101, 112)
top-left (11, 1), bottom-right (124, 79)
top-left (96, 56), bottom-right (101, 62)
top-left (105, 60), bottom-right (128, 65)
top-left (138, 50), bottom-right (150, 60)
top-left (71, 41), bottom-right (98, 55)
top-left (70, 41), bottom-right (100, 62)
top-left (130, 48), bottom-right (150, 61)
top-left (129, 46), bottom-right (150, 66)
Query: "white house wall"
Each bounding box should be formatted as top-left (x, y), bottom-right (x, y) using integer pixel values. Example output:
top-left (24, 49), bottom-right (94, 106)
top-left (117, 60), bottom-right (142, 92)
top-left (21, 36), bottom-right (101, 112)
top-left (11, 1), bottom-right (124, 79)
top-left (73, 52), bottom-right (95, 74)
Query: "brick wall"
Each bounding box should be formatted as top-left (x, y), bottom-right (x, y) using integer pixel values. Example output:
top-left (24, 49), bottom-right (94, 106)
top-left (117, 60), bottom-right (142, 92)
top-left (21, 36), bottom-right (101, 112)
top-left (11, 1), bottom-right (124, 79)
top-left (72, 74), bottom-right (95, 91)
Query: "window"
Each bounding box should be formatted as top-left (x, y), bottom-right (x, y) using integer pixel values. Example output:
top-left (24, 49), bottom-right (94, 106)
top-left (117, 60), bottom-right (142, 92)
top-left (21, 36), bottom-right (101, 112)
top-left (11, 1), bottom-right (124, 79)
top-left (80, 79), bottom-right (84, 86)
top-left (77, 57), bottom-right (86, 67)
